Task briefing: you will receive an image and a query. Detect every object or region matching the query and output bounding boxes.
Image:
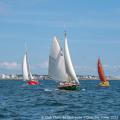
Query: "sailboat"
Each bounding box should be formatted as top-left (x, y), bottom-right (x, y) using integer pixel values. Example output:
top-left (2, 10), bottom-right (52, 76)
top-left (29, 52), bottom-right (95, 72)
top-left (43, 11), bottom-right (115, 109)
top-left (97, 58), bottom-right (109, 87)
top-left (22, 51), bottom-right (39, 85)
top-left (48, 32), bottom-right (80, 90)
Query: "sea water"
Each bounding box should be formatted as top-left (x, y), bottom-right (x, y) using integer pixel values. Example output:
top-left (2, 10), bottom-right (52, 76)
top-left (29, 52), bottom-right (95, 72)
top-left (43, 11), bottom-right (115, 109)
top-left (0, 80), bottom-right (120, 120)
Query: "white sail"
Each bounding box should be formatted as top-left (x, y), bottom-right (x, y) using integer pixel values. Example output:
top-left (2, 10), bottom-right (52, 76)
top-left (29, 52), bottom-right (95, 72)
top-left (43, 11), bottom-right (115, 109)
top-left (48, 36), bottom-right (68, 82)
top-left (30, 71), bottom-right (34, 80)
top-left (22, 52), bottom-right (32, 81)
top-left (64, 33), bottom-right (79, 84)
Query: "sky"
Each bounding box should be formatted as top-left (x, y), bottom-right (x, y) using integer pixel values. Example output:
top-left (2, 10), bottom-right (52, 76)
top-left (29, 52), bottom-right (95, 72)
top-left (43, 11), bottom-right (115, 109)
top-left (0, 0), bottom-right (120, 76)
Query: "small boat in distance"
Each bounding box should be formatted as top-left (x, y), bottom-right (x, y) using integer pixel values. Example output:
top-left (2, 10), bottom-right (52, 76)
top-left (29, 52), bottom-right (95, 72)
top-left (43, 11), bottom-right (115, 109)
top-left (22, 51), bottom-right (39, 85)
top-left (48, 32), bottom-right (80, 90)
top-left (97, 58), bottom-right (109, 87)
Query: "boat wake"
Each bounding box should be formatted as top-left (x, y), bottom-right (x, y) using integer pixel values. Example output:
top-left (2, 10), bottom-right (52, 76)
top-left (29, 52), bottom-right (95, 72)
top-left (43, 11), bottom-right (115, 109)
top-left (44, 88), bottom-right (53, 92)
top-left (55, 88), bottom-right (59, 91)
top-left (44, 88), bottom-right (59, 92)
top-left (81, 88), bottom-right (86, 91)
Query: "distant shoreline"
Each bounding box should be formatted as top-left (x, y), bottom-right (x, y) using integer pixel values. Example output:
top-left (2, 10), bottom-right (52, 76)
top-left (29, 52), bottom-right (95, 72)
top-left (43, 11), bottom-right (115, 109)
top-left (0, 74), bottom-right (120, 80)
top-left (0, 79), bottom-right (120, 80)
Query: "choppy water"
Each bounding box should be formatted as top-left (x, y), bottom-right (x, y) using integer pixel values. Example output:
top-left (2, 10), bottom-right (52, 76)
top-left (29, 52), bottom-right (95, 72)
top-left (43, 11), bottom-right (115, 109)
top-left (0, 80), bottom-right (120, 120)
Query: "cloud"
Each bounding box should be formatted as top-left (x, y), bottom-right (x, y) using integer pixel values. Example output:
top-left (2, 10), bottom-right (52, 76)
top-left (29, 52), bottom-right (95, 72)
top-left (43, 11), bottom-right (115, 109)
top-left (38, 61), bottom-right (48, 69)
top-left (1, 6), bottom-right (120, 30)
top-left (75, 65), bottom-right (97, 75)
top-left (0, 62), bottom-right (20, 70)
top-left (103, 64), bottom-right (109, 68)
top-left (1, 1), bottom-right (120, 30)
top-left (99, 64), bottom-right (120, 76)
top-left (75, 65), bottom-right (96, 71)
top-left (1, 16), bottom-right (120, 31)
top-left (103, 64), bottom-right (120, 70)
top-left (75, 64), bottom-right (120, 76)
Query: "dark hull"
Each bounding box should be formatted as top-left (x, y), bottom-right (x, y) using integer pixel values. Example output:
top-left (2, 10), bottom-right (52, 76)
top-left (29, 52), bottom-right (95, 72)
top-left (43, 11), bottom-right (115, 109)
top-left (58, 85), bottom-right (80, 90)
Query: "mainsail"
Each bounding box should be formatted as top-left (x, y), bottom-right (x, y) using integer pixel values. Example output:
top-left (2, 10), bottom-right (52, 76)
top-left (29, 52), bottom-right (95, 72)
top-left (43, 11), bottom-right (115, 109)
top-left (48, 36), bottom-right (68, 82)
top-left (98, 58), bottom-right (107, 82)
top-left (22, 52), bottom-right (32, 81)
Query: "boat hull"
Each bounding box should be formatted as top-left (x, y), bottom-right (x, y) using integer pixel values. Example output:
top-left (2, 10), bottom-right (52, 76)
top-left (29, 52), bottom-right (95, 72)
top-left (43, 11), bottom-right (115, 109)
top-left (27, 80), bottom-right (39, 85)
top-left (58, 85), bottom-right (80, 90)
top-left (98, 81), bottom-right (109, 87)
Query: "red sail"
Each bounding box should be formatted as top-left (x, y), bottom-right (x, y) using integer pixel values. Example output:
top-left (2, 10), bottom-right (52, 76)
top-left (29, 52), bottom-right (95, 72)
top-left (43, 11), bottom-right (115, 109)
top-left (98, 58), bottom-right (107, 82)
